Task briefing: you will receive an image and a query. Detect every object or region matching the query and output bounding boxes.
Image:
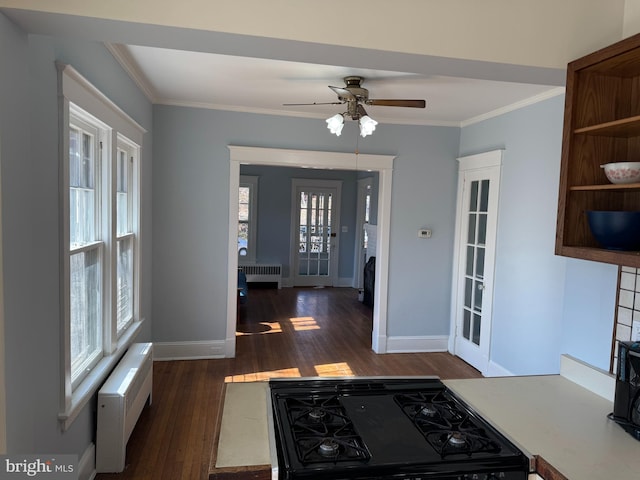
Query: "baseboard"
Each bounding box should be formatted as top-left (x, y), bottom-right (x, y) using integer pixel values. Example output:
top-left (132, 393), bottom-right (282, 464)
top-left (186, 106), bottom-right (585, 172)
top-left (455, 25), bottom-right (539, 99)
top-left (386, 335), bottom-right (448, 353)
top-left (560, 354), bottom-right (615, 401)
top-left (485, 360), bottom-right (515, 377)
top-left (153, 340), bottom-right (227, 361)
top-left (79, 442), bottom-right (96, 480)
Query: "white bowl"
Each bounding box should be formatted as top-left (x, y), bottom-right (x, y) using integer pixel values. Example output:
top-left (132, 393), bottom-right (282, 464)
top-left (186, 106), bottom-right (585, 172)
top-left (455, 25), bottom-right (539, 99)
top-left (601, 162), bottom-right (640, 184)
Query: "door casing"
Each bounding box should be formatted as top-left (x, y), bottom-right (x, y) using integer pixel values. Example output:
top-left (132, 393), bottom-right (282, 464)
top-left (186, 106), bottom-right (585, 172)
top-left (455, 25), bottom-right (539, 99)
top-left (226, 146), bottom-right (395, 357)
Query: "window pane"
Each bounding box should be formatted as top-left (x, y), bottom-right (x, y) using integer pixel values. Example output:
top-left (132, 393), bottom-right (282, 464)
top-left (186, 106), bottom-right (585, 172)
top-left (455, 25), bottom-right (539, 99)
top-left (117, 150), bottom-right (130, 236)
top-left (117, 237), bottom-right (134, 335)
top-left (70, 128), bottom-right (96, 247)
top-left (70, 249), bottom-right (102, 383)
top-left (238, 222), bottom-right (248, 255)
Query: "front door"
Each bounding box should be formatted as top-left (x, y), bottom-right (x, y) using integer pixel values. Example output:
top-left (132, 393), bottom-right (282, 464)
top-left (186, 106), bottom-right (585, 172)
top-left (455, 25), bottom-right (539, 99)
top-left (451, 150), bottom-right (502, 375)
top-left (291, 179), bottom-right (342, 287)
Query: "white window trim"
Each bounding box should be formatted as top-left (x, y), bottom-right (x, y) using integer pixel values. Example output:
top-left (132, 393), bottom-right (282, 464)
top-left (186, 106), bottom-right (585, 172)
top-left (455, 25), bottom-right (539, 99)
top-left (115, 134), bottom-right (140, 339)
top-left (57, 62), bottom-right (146, 430)
top-left (238, 175), bottom-right (258, 264)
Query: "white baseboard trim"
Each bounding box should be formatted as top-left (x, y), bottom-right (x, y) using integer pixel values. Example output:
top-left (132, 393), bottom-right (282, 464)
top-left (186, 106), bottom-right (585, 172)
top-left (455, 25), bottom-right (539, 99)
top-left (386, 335), bottom-right (448, 353)
top-left (485, 360), bottom-right (515, 377)
top-left (153, 340), bottom-right (227, 361)
top-left (79, 442), bottom-right (96, 480)
top-left (560, 354), bottom-right (615, 401)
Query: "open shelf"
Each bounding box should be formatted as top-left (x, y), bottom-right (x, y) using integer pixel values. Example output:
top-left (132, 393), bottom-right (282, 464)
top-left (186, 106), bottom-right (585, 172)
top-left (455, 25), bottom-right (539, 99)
top-left (574, 115), bottom-right (640, 137)
top-left (556, 32), bottom-right (640, 268)
top-left (569, 183), bottom-right (640, 191)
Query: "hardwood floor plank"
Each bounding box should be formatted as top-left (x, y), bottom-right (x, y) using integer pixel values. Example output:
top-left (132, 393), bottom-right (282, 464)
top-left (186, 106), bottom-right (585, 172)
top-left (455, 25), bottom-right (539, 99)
top-left (95, 287), bottom-right (480, 480)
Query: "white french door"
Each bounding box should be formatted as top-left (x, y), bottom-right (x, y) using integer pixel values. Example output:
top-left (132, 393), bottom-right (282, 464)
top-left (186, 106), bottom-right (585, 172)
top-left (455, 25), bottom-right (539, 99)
top-left (291, 179), bottom-right (342, 287)
top-left (451, 150), bottom-right (502, 375)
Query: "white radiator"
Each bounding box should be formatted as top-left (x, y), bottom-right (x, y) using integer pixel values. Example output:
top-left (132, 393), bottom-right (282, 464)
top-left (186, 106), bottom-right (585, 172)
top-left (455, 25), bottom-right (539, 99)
top-left (96, 342), bottom-right (153, 473)
top-left (239, 263), bottom-right (282, 288)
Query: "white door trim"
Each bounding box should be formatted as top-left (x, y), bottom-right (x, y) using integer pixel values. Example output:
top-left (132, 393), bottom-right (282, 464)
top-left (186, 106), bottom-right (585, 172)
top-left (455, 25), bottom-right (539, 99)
top-left (226, 146), bottom-right (395, 356)
top-left (448, 149), bottom-right (503, 375)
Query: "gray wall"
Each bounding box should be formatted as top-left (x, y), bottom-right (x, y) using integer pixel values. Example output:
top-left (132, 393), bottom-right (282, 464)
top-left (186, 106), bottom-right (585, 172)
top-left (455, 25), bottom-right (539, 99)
top-left (459, 94), bottom-right (617, 374)
top-left (0, 14), bottom-right (153, 456)
top-left (152, 105), bottom-right (461, 342)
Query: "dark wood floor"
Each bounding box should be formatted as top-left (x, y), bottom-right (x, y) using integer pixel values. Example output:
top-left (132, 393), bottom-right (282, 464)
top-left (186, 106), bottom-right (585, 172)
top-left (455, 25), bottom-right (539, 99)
top-left (95, 287), bottom-right (480, 480)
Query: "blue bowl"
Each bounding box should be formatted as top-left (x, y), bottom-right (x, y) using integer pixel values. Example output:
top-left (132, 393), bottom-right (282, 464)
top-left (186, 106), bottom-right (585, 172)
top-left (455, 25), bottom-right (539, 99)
top-left (586, 211), bottom-right (640, 251)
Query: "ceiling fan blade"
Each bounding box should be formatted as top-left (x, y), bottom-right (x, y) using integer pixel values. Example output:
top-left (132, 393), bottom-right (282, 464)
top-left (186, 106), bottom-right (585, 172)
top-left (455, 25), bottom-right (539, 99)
top-left (283, 102), bottom-right (343, 106)
top-left (367, 99), bottom-right (426, 108)
top-left (329, 85), bottom-right (356, 101)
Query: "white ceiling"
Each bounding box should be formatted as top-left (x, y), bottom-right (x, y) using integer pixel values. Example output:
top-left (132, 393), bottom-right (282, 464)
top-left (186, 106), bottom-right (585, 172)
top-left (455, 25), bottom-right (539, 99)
top-left (111, 44), bottom-right (563, 128)
top-left (0, 6), bottom-right (566, 127)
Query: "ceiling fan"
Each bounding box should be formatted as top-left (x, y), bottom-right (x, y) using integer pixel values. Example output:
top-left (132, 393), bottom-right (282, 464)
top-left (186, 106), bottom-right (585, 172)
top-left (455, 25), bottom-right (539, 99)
top-left (285, 76), bottom-right (426, 121)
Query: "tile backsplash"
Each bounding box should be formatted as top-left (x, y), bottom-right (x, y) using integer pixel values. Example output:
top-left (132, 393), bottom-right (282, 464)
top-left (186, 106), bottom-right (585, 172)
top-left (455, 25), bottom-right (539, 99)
top-left (612, 266), bottom-right (640, 373)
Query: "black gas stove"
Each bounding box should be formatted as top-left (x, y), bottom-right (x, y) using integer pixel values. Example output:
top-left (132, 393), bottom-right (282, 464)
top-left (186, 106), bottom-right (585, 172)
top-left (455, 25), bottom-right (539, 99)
top-left (268, 377), bottom-right (530, 480)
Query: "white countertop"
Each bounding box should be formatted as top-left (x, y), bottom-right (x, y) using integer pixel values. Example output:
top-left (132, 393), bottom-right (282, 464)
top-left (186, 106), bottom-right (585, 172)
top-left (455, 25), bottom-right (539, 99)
top-left (444, 375), bottom-right (640, 480)
top-left (212, 374), bottom-right (640, 479)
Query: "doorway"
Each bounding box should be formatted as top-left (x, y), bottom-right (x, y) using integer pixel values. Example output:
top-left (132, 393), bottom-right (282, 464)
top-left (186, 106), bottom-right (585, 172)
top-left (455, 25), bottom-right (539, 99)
top-left (449, 149), bottom-right (502, 375)
top-left (226, 146), bottom-right (395, 357)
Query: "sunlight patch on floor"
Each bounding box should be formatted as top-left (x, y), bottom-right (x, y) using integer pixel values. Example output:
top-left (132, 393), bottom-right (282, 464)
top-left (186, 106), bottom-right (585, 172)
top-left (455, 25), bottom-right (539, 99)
top-left (290, 316), bottom-right (320, 331)
top-left (224, 367), bottom-right (301, 383)
top-left (314, 362), bottom-right (354, 376)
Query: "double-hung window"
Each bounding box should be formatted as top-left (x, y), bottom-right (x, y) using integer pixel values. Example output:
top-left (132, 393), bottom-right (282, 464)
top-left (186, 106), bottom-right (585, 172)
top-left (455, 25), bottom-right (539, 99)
top-left (59, 63), bottom-right (145, 429)
top-left (238, 175), bottom-right (258, 263)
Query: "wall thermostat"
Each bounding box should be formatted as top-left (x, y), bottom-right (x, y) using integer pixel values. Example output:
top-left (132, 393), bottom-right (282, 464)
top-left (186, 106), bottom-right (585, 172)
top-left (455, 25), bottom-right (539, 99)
top-left (418, 229), bottom-right (432, 239)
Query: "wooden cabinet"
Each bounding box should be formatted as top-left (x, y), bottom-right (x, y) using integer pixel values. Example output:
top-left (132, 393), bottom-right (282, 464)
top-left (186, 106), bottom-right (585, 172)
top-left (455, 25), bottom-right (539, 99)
top-left (556, 33), bottom-right (640, 267)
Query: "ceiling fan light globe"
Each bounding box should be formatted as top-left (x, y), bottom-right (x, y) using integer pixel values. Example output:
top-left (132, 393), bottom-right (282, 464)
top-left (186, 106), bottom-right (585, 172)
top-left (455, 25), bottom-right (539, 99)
top-left (359, 115), bottom-right (378, 137)
top-left (326, 114), bottom-right (345, 136)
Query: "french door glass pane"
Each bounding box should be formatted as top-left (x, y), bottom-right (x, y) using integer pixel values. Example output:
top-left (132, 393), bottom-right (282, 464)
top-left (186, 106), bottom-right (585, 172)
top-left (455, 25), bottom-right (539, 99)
top-left (479, 179), bottom-right (490, 212)
top-left (463, 310), bottom-right (471, 340)
top-left (469, 180), bottom-right (478, 210)
top-left (472, 313), bottom-right (481, 345)
top-left (117, 237), bottom-right (134, 335)
top-left (70, 248), bottom-right (102, 383)
top-left (478, 213), bottom-right (487, 245)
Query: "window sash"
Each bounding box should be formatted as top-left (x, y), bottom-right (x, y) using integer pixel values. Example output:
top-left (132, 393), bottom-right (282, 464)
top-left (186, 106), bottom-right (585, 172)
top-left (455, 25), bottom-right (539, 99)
top-left (69, 244), bottom-right (103, 388)
top-left (116, 234), bottom-right (134, 335)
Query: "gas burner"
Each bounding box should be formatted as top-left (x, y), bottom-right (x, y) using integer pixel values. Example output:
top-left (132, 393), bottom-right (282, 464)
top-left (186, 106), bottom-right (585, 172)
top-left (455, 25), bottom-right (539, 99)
top-left (425, 417), bottom-right (502, 458)
top-left (295, 434), bottom-right (370, 464)
top-left (448, 432), bottom-right (467, 448)
top-left (308, 408), bottom-right (327, 422)
top-left (318, 438), bottom-right (340, 457)
top-left (419, 404), bottom-right (438, 417)
top-left (395, 392), bottom-right (462, 430)
top-left (287, 396), bottom-right (350, 436)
